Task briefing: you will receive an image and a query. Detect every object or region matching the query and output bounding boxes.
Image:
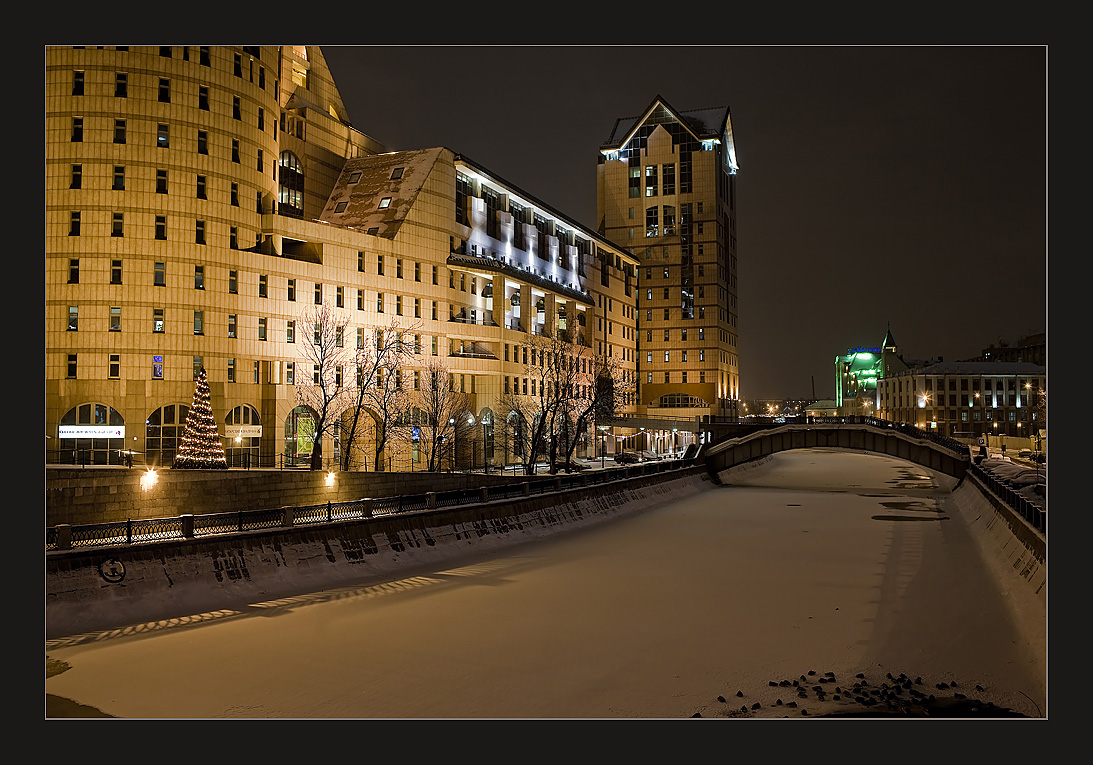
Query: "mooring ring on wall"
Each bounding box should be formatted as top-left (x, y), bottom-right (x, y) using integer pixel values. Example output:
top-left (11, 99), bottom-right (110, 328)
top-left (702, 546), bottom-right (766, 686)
top-left (99, 558), bottom-right (126, 583)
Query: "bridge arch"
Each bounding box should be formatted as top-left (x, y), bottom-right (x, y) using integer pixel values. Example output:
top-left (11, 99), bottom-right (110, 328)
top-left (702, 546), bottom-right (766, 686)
top-left (703, 421), bottom-right (969, 481)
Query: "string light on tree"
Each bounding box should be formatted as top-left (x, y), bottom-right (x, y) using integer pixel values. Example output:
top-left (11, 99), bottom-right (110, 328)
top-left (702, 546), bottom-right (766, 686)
top-left (172, 367), bottom-right (228, 470)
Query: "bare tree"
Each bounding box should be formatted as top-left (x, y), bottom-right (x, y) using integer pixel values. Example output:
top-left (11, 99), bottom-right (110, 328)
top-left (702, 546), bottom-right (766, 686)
top-left (416, 359), bottom-right (472, 472)
top-left (339, 320), bottom-right (419, 471)
top-left (295, 302), bottom-right (352, 470)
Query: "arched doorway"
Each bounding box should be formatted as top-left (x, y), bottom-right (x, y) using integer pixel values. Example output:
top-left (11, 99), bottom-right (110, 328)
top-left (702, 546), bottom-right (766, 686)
top-left (58, 402), bottom-right (126, 465)
top-left (224, 404), bottom-right (261, 468)
top-left (284, 405), bottom-right (318, 467)
top-left (145, 403), bottom-right (190, 467)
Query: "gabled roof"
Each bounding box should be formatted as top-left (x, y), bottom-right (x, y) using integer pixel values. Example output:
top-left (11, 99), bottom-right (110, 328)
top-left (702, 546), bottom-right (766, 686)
top-left (318, 147), bottom-right (446, 238)
top-left (601, 94), bottom-right (726, 145)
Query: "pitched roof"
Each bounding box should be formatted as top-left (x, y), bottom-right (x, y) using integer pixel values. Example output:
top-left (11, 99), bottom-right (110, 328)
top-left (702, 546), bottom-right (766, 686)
top-left (600, 94), bottom-right (735, 169)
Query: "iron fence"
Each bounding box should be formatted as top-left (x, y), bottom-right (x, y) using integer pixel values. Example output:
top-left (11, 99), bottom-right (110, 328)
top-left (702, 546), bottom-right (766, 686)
top-left (47, 459), bottom-right (695, 551)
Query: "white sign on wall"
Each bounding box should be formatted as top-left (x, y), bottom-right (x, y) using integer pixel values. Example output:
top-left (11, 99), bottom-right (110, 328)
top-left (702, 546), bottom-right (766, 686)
top-left (223, 425), bottom-right (263, 438)
top-left (59, 425), bottom-right (125, 439)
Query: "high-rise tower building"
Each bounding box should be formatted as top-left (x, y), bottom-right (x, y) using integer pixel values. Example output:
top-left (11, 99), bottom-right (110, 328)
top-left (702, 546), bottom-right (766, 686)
top-left (597, 95), bottom-right (740, 421)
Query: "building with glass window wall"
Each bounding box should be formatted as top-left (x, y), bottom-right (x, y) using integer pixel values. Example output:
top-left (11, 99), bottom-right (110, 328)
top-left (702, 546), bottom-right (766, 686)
top-left (46, 45), bottom-right (639, 469)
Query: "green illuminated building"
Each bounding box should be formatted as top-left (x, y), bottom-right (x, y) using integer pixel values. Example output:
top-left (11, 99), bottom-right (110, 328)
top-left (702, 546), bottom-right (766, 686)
top-left (834, 327), bottom-right (908, 415)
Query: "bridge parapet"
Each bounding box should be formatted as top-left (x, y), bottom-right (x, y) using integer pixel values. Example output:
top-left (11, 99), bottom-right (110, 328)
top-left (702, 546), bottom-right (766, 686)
top-left (704, 420), bottom-right (970, 480)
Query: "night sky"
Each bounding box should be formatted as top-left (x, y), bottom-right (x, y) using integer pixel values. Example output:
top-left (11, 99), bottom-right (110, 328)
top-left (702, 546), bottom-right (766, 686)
top-left (322, 45), bottom-right (1047, 400)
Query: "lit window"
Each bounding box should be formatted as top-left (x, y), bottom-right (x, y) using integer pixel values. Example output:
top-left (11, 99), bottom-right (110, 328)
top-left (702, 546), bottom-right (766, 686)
top-left (378, 197), bottom-right (392, 209)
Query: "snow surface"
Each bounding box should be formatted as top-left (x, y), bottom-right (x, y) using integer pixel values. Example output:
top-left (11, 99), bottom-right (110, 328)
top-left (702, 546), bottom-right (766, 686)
top-left (44, 449), bottom-right (1046, 720)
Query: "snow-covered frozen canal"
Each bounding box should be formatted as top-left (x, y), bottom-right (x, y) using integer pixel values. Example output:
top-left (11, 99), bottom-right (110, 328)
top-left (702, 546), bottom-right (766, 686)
top-left (44, 449), bottom-right (1046, 718)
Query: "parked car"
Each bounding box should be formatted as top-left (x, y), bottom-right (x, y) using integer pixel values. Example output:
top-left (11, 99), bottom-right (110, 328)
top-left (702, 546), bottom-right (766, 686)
top-left (614, 452), bottom-right (640, 464)
top-left (549, 461), bottom-right (586, 473)
top-left (636, 450), bottom-right (661, 461)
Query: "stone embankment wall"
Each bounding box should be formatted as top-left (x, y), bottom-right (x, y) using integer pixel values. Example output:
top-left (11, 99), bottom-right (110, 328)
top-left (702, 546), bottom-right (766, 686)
top-left (46, 468), bottom-right (717, 638)
top-left (45, 467), bottom-right (520, 527)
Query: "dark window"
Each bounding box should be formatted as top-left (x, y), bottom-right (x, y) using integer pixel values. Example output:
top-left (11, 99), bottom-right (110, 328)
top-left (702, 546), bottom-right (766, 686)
top-left (115, 72), bottom-right (127, 97)
top-left (200, 46), bottom-right (210, 66)
top-left (159, 46), bottom-right (172, 58)
top-left (156, 169), bottom-right (168, 194)
top-left (70, 164), bottom-right (81, 189)
top-left (231, 183), bottom-right (238, 206)
top-left (159, 78), bottom-right (170, 103)
top-left (157, 123), bottom-right (169, 148)
top-left (232, 139), bottom-right (239, 163)
top-left (111, 212), bottom-right (123, 237)
top-left (113, 119), bottom-right (125, 143)
top-left (68, 258), bottom-right (79, 283)
top-left (197, 130), bottom-right (208, 154)
top-left (110, 260), bottom-right (122, 285)
top-left (155, 216), bottom-right (166, 240)
top-left (196, 175), bottom-right (206, 199)
top-left (199, 86), bottom-right (209, 110)
top-left (71, 117), bottom-right (83, 142)
top-left (234, 53), bottom-right (242, 77)
top-left (196, 220), bottom-right (206, 244)
top-left (72, 70), bottom-right (84, 96)
top-left (233, 96), bottom-right (241, 120)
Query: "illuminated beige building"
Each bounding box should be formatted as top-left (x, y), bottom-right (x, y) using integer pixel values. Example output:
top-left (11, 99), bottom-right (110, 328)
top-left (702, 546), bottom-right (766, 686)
top-left (46, 45), bottom-right (640, 469)
top-left (597, 95), bottom-right (741, 422)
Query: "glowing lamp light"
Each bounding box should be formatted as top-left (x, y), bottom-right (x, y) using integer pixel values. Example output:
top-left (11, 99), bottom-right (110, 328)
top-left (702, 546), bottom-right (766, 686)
top-left (140, 469), bottom-right (158, 491)
top-left (325, 471), bottom-right (336, 487)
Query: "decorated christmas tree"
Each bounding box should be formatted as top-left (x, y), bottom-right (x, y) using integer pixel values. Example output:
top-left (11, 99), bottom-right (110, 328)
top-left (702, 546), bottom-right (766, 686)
top-left (172, 367), bottom-right (228, 469)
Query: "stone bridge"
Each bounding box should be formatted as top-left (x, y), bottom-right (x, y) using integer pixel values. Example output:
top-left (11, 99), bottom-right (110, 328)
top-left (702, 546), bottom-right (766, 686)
top-left (703, 419), bottom-right (971, 481)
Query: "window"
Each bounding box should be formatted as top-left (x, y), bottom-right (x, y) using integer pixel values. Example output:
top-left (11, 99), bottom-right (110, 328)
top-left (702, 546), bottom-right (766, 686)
top-left (199, 86), bottom-right (209, 110)
top-left (67, 305), bottom-right (79, 331)
top-left (195, 220), bottom-right (206, 244)
top-left (286, 362), bottom-right (295, 385)
top-left (194, 265), bottom-right (205, 289)
top-left (157, 123), bottom-right (169, 148)
top-left (414, 298), bottom-right (421, 318)
top-left (258, 108), bottom-right (264, 130)
top-left (257, 149), bottom-right (263, 172)
top-left (432, 265), bottom-right (438, 285)
top-left (232, 139), bottom-right (240, 163)
top-left (357, 289), bottom-right (364, 310)
top-left (109, 165), bottom-right (124, 190)
top-left (396, 296), bottom-right (403, 315)
top-left (153, 308), bottom-right (164, 333)
top-left (335, 326), bottom-right (343, 347)
top-left (71, 117), bottom-right (83, 142)
top-left (645, 165), bottom-right (658, 197)
top-left (156, 169), bottom-right (168, 194)
top-left (69, 213), bottom-right (80, 237)
top-left (111, 212), bottom-right (124, 237)
top-left (229, 227), bottom-right (238, 249)
top-left (377, 255), bottom-right (384, 275)
top-left (110, 260), bottom-right (122, 285)
top-left (258, 318), bottom-right (267, 341)
top-left (193, 311), bottom-right (204, 335)
top-left (377, 292), bottom-right (384, 313)
top-left (378, 197), bottom-right (392, 209)
top-left (70, 164), bottom-right (82, 189)
top-left (314, 283), bottom-right (322, 304)
top-left (397, 259), bottom-right (403, 278)
top-left (234, 53), bottom-right (242, 77)
top-left (200, 46), bottom-right (210, 66)
top-left (67, 354), bottom-right (77, 379)
top-left (160, 46), bottom-right (172, 58)
top-left (233, 95), bottom-right (241, 120)
top-left (228, 314), bottom-right (236, 338)
top-left (159, 78), bottom-right (170, 103)
top-left (193, 357), bottom-right (203, 380)
top-left (114, 119), bottom-right (125, 143)
top-left (336, 286), bottom-right (344, 308)
top-left (198, 130), bottom-right (208, 154)
top-left (286, 320), bottom-right (295, 344)
top-left (196, 175), bottom-right (207, 199)
top-left (334, 201), bottom-right (347, 213)
top-left (227, 359), bottom-right (235, 382)
top-left (109, 354), bottom-right (120, 379)
top-left (115, 72), bottom-right (127, 97)
top-left (259, 275), bottom-right (268, 298)
top-left (155, 215), bottom-right (167, 240)
top-left (107, 306), bottom-right (121, 332)
top-left (154, 262), bottom-right (166, 286)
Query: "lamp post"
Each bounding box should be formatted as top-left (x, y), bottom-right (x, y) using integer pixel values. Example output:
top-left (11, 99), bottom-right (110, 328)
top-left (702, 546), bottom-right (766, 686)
top-left (599, 425), bottom-right (609, 468)
top-left (449, 417), bottom-right (456, 471)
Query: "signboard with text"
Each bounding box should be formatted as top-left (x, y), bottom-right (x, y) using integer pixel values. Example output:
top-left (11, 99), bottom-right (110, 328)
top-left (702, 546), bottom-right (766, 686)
top-left (59, 425), bottom-right (125, 439)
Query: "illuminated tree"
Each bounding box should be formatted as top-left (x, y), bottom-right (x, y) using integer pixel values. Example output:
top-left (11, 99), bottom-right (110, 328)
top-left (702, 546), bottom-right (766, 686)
top-left (172, 367), bottom-right (228, 469)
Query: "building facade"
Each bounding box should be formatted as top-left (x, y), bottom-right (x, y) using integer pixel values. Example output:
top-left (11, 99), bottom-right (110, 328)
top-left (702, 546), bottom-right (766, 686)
top-left (46, 45), bottom-right (642, 470)
top-left (596, 96), bottom-right (740, 422)
top-left (875, 362), bottom-right (1045, 439)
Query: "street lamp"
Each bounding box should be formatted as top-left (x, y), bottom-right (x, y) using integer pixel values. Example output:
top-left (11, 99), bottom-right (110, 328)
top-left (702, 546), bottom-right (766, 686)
top-left (449, 417), bottom-right (456, 471)
top-left (599, 425), bottom-right (609, 468)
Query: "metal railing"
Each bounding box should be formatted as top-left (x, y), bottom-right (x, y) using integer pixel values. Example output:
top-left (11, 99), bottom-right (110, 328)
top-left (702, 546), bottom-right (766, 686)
top-left (47, 459), bottom-right (692, 551)
top-left (967, 460), bottom-right (1046, 535)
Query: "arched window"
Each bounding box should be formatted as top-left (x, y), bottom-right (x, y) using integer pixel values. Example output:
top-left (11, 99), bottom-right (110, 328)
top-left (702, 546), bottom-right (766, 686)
top-left (279, 151), bottom-right (304, 219)
top-left (58, 403), bottom-right (126, 465)
top-left (224, 405), bottom-right (261, 467)
top-left (145, 403), bottom-right (190, 467)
